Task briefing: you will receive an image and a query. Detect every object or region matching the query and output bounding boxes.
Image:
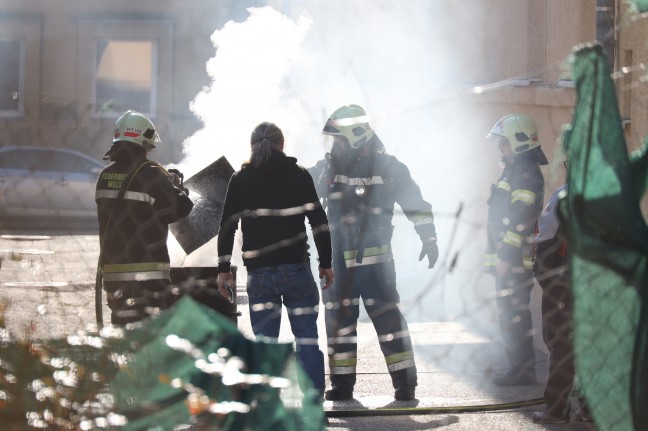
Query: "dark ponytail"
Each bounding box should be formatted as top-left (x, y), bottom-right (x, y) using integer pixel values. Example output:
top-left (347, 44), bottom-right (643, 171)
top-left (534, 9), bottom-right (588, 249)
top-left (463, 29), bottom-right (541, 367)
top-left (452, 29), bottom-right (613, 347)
top-left (247, 122), bottom-right (284, 168)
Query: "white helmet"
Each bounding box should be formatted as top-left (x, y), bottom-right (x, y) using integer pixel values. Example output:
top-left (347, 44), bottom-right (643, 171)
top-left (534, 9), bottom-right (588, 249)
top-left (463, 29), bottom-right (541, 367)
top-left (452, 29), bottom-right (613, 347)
top-left (487, 114), bottom-right (540, 153)
top-left (113, 110), bottom-right (160, 149)
top-left (322, 104), bottom-right (375, 149)
top-left (487, 113), bottom-right (548, 165)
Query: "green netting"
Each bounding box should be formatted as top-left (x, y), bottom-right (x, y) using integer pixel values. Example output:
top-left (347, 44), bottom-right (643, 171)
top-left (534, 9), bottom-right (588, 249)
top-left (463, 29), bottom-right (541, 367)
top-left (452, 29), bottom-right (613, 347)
top-left (0, 297), bottom-right (326, 430)
top-left (632, 0), bottom-right (648, 13)
top-left (560, 43), bottom-right (648, 431)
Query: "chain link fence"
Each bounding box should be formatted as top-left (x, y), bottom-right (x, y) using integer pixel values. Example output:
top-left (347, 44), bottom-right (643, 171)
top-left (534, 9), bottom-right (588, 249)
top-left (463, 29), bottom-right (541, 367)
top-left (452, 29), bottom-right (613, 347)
top-left (0, 4), bottom-right (647, 431)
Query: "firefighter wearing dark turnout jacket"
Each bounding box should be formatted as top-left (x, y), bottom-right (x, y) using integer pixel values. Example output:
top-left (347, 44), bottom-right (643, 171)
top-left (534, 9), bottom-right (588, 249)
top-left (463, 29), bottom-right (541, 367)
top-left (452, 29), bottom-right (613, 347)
top-left (96, 111), bottom-right (193, 325)
top-left (310, 105), bottom-right (439, 401)
top-left (484, 113), bottom-right (547, 386)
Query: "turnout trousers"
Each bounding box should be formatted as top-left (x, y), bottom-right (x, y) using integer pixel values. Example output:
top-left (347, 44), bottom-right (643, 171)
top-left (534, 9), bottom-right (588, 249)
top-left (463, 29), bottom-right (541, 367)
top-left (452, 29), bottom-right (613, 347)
top-left (104, 279), bottom-right (174, 326)
top-left (322, 258), bottom-right (417, 392)
top-left (494, 269), bottom-right (537, 373)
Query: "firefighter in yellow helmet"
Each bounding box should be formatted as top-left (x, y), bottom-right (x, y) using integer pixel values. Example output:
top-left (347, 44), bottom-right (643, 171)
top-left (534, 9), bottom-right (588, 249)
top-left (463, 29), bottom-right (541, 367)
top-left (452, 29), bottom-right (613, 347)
top-left (484, 113), bottom-right (547, 386)
top-left (310, 104), bottom-right (439, 401)
top-left (95, 110), bottom-right (193, 325)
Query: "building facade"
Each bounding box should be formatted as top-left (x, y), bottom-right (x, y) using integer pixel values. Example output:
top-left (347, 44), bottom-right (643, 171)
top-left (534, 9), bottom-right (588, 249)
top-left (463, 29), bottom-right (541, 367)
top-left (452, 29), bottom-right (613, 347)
top-left (0, 0), bottom-right (646, 185)
top-left (470, 0), bottom-right (647, 200)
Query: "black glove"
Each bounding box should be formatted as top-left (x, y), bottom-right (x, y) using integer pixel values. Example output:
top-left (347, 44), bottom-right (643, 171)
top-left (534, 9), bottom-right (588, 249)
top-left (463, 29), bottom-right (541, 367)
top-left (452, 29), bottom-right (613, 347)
top-left (168, 168), bottom-right (190, 195)
top-left (419, 239), bottom-right (439, 269)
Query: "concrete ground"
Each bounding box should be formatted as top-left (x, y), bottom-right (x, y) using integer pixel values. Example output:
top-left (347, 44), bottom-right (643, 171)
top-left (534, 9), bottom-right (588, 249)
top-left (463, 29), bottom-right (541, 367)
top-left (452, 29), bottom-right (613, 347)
top-left (0, 233), bottom-right (597, 430)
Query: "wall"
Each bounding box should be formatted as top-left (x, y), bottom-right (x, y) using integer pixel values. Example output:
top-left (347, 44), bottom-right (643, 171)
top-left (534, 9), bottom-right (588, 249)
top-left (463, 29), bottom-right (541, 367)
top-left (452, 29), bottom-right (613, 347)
top-left (0, 0), bottom-right (645, 178)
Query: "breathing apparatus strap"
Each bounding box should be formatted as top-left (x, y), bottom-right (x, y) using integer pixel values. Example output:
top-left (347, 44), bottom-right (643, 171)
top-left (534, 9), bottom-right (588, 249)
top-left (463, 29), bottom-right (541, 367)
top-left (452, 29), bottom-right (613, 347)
top-left (95, 160), bottom-right (155, 328)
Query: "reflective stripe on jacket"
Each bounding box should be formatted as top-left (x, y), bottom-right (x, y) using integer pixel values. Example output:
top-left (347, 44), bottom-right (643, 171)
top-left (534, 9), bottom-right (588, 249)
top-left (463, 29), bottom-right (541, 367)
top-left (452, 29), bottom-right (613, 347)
top-left (486, 157), bottom-right (544, 269)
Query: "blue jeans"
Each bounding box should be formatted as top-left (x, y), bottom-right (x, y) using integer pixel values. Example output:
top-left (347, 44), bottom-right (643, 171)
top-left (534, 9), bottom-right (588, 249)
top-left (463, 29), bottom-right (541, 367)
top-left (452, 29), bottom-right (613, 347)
top-left (246, 262), bottom-right (325, 393)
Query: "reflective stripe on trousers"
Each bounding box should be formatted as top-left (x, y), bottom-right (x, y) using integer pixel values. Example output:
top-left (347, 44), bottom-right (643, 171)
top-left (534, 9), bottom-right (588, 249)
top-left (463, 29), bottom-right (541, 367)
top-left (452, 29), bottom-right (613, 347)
top-left (102, 262), bottom-right (170, 282)
top-left (329, 351), bottom-right (358, 375)
top-left (385, 350), bottom-right (416, 372)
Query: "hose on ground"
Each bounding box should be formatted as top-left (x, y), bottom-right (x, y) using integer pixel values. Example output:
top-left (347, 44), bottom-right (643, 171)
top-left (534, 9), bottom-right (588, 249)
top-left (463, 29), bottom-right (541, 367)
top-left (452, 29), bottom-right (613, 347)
top-left (326, 397), bottom-right (545, 417)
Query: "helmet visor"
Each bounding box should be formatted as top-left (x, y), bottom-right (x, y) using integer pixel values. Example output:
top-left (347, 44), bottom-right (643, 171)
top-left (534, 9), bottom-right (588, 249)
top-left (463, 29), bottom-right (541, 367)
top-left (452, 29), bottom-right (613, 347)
top-left (322, 118), bottom-right (341, 135)
top-left (321, 133), bottom-right (335, 152)
top-left (323, 114), bottom-right (371, 134)
top-left (486, 132), bottom-right (508, 146)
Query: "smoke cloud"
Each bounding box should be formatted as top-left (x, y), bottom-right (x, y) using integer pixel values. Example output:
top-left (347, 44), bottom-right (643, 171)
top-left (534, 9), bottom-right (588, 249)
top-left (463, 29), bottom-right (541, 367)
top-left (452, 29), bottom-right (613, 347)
top-left (174, 1), bottom-right (506, 340)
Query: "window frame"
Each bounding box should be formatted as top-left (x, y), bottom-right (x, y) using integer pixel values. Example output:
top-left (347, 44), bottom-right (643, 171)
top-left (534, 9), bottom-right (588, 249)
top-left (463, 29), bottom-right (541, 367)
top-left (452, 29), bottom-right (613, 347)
top-left (0, 17), bottom-right (40, 120)
top-left (77, 19), bottom-right (174, 121)
top-left (0, 38), bottom-right (25, 117)
top-left (92, 38), bottom-right (159, 119)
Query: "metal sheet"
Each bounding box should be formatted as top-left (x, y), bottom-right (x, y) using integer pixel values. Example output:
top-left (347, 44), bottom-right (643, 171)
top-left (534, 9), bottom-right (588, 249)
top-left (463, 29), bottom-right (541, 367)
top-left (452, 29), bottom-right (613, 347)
top-left (169, 156), bottom-right (234, 255)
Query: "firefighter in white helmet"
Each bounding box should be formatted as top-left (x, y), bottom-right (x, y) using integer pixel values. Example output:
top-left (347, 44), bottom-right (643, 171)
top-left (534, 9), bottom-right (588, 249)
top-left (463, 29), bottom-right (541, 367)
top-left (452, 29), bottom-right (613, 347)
top-left (95, 110), bottom-right (193, 325)
top-left (310, 104), bottom-right (439, 401)
top-left (484, 113), bottom-right (547, 386)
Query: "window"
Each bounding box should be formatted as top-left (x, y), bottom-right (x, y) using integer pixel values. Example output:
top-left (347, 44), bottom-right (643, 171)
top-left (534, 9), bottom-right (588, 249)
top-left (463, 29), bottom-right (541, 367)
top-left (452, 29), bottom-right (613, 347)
top-left (0, 18), bottom-right (41, 120)
top-left (596, 0), bottom-right (617, 68)
top-left (94, 40), bottom-right (157, 117)
top-left (0, 39), bottom-right (23, 115)
top-left (77, 19), bottom-right (174, 120)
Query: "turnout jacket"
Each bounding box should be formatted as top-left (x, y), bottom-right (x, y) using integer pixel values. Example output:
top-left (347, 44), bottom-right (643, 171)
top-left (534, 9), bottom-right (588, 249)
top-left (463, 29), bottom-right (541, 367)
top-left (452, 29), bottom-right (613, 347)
top-left (485, 155), bottom-right (545, 272)
top-left (534, 184), bottom-right (567, 273)
top-left (95, 158), bottom-right (193, 282)
top-left (217, 151), bottom-right (332, 272)
top-left (311, 138), bottom-right (437, 268)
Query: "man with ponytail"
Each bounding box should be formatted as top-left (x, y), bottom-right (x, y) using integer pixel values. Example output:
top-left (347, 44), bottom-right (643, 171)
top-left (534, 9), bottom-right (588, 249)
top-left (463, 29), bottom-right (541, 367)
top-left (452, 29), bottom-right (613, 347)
top-left (216, 122), bottom-right (334, 398)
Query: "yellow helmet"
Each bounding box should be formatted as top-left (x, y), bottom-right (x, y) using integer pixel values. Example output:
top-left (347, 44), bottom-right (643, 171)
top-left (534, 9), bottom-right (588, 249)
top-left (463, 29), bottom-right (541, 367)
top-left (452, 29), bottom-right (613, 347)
top-left (487, 114), bottom-right (541, 153)
top-left (113, 110), bottom-right (160, 149)
top-left (487, 113), bottom-right (548, 164)
top-left (322, 104), bottom-right (375, 149)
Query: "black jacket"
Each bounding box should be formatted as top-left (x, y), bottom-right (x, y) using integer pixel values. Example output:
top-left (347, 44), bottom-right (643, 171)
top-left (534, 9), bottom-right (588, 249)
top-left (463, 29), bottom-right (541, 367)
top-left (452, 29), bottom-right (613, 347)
top-left (96, 156), bottom-right (193, 277)
top-left (217, 151), bottom-right (332, 272)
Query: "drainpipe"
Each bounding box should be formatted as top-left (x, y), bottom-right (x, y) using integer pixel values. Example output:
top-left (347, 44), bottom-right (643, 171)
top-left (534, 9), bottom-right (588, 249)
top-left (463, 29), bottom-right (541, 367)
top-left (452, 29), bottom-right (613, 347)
top-left (596, 0), bottom-right (617, 69)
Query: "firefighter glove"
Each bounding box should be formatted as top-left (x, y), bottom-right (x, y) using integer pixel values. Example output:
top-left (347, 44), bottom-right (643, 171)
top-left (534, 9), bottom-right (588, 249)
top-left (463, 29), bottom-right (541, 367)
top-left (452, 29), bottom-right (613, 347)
top-left (168, 168), bottom-right (190, 195)
top-left (419, 238), bottom-right (439, 269)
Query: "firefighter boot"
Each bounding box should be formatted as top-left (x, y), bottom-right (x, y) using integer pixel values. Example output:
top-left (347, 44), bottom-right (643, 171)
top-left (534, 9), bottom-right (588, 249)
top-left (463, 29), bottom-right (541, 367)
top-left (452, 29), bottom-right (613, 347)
top-left (492, 366), bottom-right (537, 386)
top-left (325, 374), bottom-right (355, 401)
top-left (392, 368), bottom-right (417, 401)
top-left (324, 387), bottom-right (354, 401)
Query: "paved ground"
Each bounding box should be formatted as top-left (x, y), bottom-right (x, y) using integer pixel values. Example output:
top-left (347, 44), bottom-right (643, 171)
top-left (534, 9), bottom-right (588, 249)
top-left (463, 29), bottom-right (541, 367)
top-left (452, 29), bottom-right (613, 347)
top-left (0, 233), bottom-right (597, 430)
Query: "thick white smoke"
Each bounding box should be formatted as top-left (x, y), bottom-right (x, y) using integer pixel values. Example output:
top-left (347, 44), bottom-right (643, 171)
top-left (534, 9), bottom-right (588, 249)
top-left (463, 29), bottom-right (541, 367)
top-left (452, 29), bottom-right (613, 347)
top-left (175, 2), bottom-right (502, 334)
top-left (182, 7), bottom-right (313, 172)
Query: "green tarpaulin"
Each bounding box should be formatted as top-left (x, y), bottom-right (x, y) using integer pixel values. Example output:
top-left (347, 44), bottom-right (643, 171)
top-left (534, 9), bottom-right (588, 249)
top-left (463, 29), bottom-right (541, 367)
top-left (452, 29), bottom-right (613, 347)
top-left (632, 0), bottom-right (648, 13)
top-left (560, 43), bottom-right (648, 431)
top-left (0, 297), bottom-right (326, 430)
